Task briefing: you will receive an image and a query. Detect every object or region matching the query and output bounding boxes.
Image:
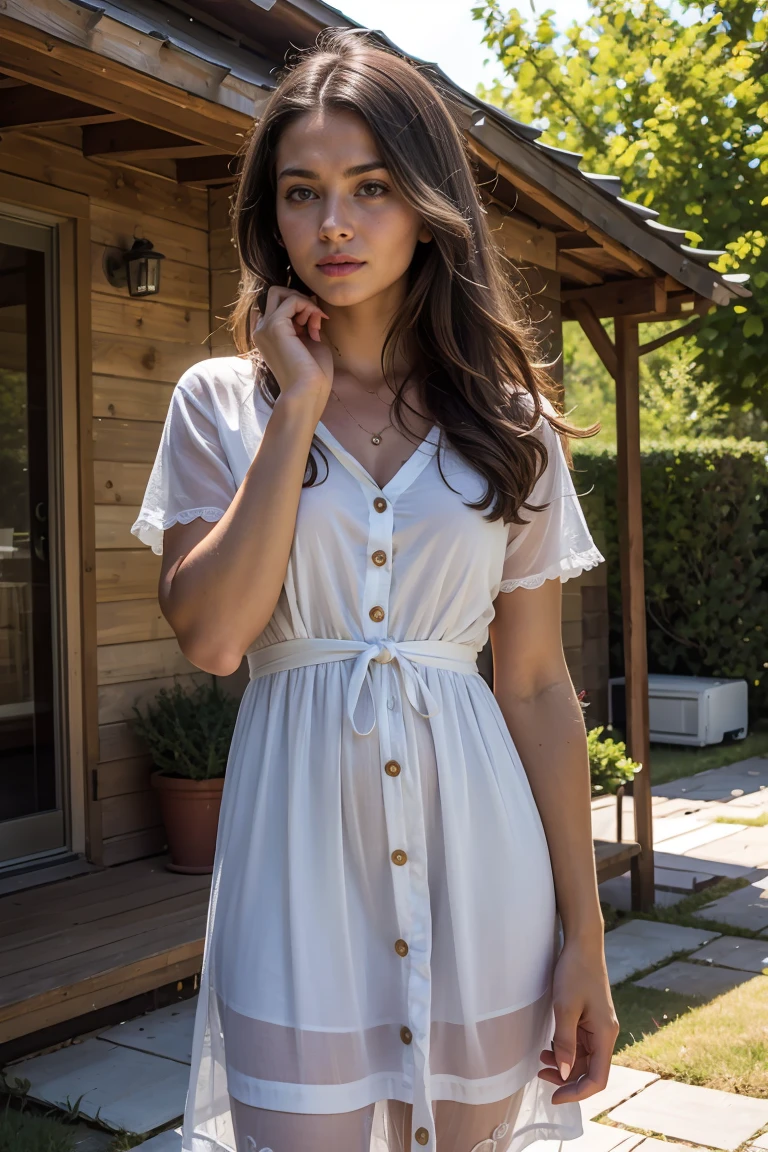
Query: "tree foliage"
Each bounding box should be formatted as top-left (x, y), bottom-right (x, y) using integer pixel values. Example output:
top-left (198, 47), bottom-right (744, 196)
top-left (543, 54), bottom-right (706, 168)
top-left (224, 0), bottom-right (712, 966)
top-left (473, 0), bottom-right (768, 414)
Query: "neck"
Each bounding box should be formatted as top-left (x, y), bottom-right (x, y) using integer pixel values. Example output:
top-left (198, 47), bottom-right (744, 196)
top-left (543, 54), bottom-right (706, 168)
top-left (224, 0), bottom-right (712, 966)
top-left (317, 285), bottom-right (415, 388)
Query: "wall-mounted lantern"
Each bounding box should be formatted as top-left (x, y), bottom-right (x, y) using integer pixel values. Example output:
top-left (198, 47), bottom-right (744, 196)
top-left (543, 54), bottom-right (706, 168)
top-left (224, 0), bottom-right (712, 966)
top-left (105, 238), bottom-right (166, 297)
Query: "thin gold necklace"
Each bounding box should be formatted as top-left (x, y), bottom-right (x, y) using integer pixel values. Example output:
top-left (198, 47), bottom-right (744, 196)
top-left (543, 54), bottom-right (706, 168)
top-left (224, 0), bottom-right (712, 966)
top-left (330, 387), bottom-right (393, 446)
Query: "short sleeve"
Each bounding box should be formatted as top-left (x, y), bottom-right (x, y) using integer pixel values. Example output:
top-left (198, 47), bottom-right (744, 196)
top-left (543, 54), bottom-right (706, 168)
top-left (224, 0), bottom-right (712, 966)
top-left (130, 363), bottom-right (238, 556)
top-left (499, 398), bottom-right (605, 592)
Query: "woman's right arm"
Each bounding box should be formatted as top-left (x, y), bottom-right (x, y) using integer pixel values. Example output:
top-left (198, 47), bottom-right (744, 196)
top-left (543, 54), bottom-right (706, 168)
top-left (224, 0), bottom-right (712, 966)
top-left (158, 287), bottom-right (332, 677)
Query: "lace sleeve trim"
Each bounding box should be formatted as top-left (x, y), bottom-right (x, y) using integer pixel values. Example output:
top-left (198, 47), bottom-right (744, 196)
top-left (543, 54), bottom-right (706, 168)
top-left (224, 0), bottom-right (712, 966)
top-left (130, 508), bottom-right (226, 556)
top-left (498, 544), bottom-right (605, 593)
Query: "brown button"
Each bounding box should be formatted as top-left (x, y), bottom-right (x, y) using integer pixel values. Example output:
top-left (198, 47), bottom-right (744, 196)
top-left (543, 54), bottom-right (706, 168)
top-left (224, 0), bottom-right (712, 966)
top-left (369, 605), bottom-right (385, 623)
top-left (400, 1025), bottom-right (412, 1045)
top-left (373, 497), bottom-right (387, 512)
top-left (391, 849), bottom-right (407, 866)
top-left (395, 939), bottom-right (409, 957)
top-left (415, 1129), bottom-right (430, 1145)
top-left (384, 760), bottom-right (401, 777)
top-left (371, 550), bottom-right (387, 566)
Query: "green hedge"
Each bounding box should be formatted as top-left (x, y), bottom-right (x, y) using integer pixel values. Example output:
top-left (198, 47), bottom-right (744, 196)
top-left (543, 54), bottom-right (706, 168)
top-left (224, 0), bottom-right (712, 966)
top-left (574, 437), bottom-right (768, 721)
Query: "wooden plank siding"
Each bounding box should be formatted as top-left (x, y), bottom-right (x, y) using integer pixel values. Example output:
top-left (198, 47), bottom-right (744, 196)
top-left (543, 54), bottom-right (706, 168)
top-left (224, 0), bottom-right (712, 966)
top-left (89, 179), bottom-right (213, 865)
top-left (0, 128), bottom-right (216, 867)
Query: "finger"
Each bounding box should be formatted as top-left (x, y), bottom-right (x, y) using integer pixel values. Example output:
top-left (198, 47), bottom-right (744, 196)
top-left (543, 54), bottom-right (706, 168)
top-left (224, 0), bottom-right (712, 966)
top-left (565, 1030), bottom-right (614, 1102)
top-left (551, 1004), bottom-right (580, 1083)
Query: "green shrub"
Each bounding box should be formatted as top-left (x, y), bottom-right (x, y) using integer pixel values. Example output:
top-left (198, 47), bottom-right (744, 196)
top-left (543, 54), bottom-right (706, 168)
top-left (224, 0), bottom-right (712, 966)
top-left (132, 678), bottom-right (239, 781)
top-left (588, 724), bottom-right (643, 796)
top-left (575, 436), bottom-right (768, 721)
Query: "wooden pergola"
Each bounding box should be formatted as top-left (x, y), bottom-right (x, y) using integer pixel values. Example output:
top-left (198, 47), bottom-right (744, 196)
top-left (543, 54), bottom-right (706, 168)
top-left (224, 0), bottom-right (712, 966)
top-left (0, 0), bottom-right (751, 1050)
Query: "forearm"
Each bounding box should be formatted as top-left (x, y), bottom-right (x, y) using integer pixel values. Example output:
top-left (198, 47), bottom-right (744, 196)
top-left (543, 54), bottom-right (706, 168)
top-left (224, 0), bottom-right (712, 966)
top-left (494, 674), bottom-right (604, 948)
top-left (163, 393), bottom-right (321, 670)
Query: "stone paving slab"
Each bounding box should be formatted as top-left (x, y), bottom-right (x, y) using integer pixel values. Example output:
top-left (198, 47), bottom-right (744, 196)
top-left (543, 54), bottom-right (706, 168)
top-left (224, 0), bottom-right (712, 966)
top-left (633, 959), bottom-right (755, 997)
top-left (653, 849), bottom-right (754, 880)
top-left (654, 864), bottom-right (719, 891)
top-left (683, 827), bottom-right (768, 868)
top-left (651, 813), bottom-right (710, 843)
top-left (136, 1128), bottom-right (182, 1151)
top-left (603, 920), bottom-right (719, 985)
top-left (633, 1140), bottom-right (708, 1152)
top-left (598, 876), bottom-right (686, 913)
top-left (689, 934), bottom-right (768, 973)
top-left (693, 874), bottom-right (768, 931)
top-left (72, 1126), bottom-right (114, 1152)
top-left (580, 1063), bottom-right (659, 1120)
top-left (99, 998), bottom-right (196, 1064)
top-left (607, 1077), bottom-right (768, 1150)
top-left (750, 1129), bottom-right (768, 1150)
top-left (653, 823), bottom-right (746, 855)
top-left (5, 1038), bottom-right (188, 1134)
top-left (527, 1120), bottom-right (644, 1151)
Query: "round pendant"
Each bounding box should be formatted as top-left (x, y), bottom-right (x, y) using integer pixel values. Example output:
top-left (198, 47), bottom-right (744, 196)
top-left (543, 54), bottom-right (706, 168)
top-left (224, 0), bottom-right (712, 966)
top-left (371, 435), bottom-right (382, 445)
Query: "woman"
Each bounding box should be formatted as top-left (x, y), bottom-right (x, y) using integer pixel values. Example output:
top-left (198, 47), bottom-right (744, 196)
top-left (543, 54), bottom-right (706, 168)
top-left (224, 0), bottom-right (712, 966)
top-left (132, 27), bottom-right (618, 1152)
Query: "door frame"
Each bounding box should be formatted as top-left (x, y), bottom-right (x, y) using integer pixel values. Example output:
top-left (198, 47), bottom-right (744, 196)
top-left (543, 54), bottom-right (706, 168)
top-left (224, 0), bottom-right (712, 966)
top-left (0, 170), bottom-right (99, 864)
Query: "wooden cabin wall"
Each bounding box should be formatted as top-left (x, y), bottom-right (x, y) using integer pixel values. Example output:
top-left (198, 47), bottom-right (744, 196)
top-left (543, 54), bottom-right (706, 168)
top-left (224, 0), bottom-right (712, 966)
top-left (0, 128), bottom-right (217, 865)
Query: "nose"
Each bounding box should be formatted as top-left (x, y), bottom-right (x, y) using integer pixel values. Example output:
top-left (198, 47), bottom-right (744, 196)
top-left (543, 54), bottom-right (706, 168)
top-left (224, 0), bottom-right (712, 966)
top-left (318, 192), bottom-right (354, 243)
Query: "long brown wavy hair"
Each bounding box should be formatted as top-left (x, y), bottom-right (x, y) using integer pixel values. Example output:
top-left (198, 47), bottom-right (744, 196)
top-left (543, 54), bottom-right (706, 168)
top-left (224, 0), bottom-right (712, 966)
top-left (229, 27), bottom-right (600, 526)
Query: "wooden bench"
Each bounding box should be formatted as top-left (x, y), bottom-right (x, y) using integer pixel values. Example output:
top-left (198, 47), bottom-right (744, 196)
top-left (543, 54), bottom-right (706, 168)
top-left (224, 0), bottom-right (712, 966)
top-left (594, 838), bottom-right (643, 884)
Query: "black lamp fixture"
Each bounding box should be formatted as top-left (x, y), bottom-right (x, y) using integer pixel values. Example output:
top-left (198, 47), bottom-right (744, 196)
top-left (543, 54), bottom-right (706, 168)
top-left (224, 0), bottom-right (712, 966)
top-left (105, 238), bottom-right (166, 297)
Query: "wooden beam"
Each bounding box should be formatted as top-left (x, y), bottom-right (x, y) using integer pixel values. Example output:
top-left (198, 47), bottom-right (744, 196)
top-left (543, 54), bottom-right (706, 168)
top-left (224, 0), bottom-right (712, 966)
top-left (631, 296), bottom-right (715, 324)
top-left (639, 317), bottom-right (702, 355)
top-left (467, 136), bottom-right (655, 277)
top-left (615, 316), bottom-right (654, 912)
top-left (483, 203), bottom-right (557, 271)
top-left (569, 299), bottom-right (617, 378)
top-left (0, 85), bottom-right (115, 128)
top-left (562, 278), bottom-right (667, 319)
top-left (0, 13), bottom-right (257, 152)
top-left (557, 252), bottom-right (606, 287)
top-left (176, 156), bottom-right (239, 186)
top-left (556, 232), bottom-right (601, 251)
top-left (82, 121), bottom-right (216, 160)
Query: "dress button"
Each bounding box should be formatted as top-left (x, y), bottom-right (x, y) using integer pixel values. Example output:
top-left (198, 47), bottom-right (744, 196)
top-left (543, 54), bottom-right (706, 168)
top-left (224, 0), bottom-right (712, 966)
top-left (371, 549), bottom-right (387, 566)
top-left (395, 938), bottom-right (409, 957)
top-left (415, 1128), bottom-right (430, 1145)
top-left (391, 849), bottom-right (407, 866)
top-left (400, 1025), bottom-right (412, 1045)
top-left (384, 759), bottom-right (401, 776)
top-left (373, 496), bottom-right (387, 513)
top-left (369, 605), bottom-right (385, 622)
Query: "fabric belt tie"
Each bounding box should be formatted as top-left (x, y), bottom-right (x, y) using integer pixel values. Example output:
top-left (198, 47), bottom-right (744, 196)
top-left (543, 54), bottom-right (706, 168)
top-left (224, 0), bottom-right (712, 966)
top-left (246, 637), bottom-right (479, 736)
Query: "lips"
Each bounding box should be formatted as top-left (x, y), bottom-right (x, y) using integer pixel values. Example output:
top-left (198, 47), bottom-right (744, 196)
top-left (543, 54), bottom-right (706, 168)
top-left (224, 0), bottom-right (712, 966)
top-left (317, 258), bottom-right (366, 277)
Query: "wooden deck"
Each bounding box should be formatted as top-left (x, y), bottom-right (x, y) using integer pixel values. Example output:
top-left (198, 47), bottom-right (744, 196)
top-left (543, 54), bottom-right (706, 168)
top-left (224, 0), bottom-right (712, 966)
top-left (0, 842), bottom-right (640, 1045)
top-left (0, 857), bottom-right (209, 1044)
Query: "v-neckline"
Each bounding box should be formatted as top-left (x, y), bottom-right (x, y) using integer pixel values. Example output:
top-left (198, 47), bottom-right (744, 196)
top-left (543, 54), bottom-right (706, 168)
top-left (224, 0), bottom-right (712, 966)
top-left (314, 420), bottom-right (441, 500)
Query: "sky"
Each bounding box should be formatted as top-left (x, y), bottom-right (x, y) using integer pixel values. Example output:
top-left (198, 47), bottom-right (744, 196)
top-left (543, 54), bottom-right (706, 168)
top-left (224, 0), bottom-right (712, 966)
top-left (327, 0), bottom-right (593, 96)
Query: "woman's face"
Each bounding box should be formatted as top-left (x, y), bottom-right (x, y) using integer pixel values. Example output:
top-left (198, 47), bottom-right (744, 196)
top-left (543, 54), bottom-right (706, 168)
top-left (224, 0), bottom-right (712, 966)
top-left (274, 108), bottom-right (432, 308)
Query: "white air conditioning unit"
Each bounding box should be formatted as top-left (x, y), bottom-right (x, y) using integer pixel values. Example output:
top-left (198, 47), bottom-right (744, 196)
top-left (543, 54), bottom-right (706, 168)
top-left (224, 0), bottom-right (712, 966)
top-left (607, 674), bottom-right (748, 747)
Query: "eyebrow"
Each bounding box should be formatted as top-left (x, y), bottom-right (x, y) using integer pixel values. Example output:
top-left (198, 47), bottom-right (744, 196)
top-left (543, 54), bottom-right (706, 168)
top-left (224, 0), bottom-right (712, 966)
top-left (277, 161), bottom-right (387, 181)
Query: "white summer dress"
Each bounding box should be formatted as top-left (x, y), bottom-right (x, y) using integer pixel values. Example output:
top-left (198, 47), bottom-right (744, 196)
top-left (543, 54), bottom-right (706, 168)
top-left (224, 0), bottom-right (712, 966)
top-left (131, 355), bottom-right (605, 1152)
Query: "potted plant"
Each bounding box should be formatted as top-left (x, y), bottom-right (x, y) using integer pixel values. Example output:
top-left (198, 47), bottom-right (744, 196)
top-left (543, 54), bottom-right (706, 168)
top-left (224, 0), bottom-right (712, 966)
top-left (587, 724), bottom-right (643, 798)
top-left (133, 678), bottom-right (239, 874)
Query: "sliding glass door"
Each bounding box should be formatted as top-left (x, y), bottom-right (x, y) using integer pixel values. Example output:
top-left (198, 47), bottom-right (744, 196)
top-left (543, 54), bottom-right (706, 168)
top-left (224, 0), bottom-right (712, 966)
top-left (0, 214), bottom-right (67, 866)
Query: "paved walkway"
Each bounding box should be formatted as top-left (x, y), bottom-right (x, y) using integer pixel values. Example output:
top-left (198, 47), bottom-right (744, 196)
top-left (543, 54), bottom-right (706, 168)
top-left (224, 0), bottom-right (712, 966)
top-left (6, 755), bottom-right (768, 1149)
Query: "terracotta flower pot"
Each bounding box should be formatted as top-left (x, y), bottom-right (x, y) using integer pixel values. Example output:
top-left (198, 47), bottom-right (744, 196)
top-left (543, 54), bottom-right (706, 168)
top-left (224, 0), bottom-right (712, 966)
top-left (151, 772), bottom-right (225, 874)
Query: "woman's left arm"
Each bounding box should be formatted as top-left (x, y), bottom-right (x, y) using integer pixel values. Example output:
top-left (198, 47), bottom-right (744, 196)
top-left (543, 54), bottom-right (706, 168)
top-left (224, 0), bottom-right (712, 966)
top-left (489, 577), bottom-right (619, 1105)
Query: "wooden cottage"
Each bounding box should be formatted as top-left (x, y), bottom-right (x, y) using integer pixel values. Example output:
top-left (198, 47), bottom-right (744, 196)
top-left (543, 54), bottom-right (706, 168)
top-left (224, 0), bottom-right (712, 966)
top-left (0, 0), bottom-right (749, 1049)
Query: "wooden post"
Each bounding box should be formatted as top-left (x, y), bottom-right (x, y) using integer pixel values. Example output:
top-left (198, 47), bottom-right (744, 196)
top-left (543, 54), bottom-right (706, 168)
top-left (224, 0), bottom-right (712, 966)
top-left (614, 316), bottom-right (654, 911)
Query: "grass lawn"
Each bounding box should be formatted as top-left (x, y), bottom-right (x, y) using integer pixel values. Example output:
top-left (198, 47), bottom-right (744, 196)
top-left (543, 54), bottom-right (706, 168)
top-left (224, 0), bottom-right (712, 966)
top-left (604, 876), bottom-right (768, 1098)
top-left (613, 975), bottom-right (768, 1096)
top-left (0, 1107), bottom-right (75, 1151)
top-left (644, 716), bottom-right (768, 788)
